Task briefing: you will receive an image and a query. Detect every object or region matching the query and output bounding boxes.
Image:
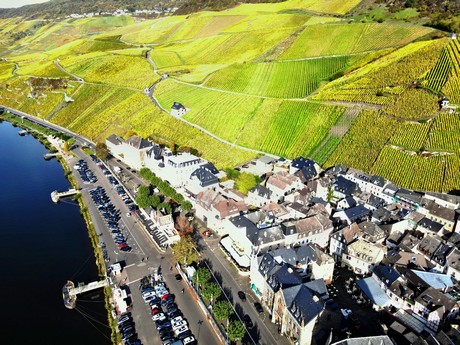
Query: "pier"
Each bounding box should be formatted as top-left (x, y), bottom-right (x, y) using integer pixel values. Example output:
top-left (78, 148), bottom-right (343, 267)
top-left (63, 279), bottom-right (108, 309)
top-left (44, 153), bottom-right (59, 160)
top-left (51, 188), bottom-right (80, 203)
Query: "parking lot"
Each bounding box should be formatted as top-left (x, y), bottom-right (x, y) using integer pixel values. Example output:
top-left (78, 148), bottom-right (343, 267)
top-left (68, 147), bottom-right (221, 345)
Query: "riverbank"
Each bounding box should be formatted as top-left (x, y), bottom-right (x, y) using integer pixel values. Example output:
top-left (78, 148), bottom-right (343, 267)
top-left (0, 111), bottom-right (118, 344)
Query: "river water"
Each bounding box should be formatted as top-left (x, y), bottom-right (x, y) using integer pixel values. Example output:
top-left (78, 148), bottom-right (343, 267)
top-left (0, 120), bottom-right (111, 344)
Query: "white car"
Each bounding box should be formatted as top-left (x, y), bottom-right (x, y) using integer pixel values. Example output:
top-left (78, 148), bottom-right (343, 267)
top-left (156, 289), bottom-right (169, 298)
top-left (174, 325), bottom-right (188, 336)
top-left (183, 336), bottom-right (196, 345)
top-left (171, 316), bottom-right (183, 324)
top-left (152, 312), bottom-right (166, 322)
top-left (172, 320), bottom-right (187, 330)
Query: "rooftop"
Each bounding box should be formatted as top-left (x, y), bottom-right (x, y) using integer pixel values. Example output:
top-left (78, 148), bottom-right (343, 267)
top-left (356, 277), bottom-right (392, 307)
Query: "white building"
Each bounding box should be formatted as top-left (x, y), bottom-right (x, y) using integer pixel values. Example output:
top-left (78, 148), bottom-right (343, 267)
top-left (106, 134), bottom-right (153, 170)
top-left (170, 102), bottom-right (187, 117)
top-left (341, 239), bottom-right (386, 275)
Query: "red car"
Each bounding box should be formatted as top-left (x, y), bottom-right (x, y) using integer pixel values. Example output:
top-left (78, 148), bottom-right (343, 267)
top-left (117, 243), bottom-right (128, 249)
top-left (151, 308), bottom-right (161, 315)
top-left (161, 294), bottom-right (171, 301)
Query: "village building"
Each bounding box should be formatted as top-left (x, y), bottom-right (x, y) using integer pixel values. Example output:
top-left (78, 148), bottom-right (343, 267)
top-left (106, 134), bottom-right (153, 170)
top-left (329, 222), bottom-right (363, 262)
top-left (170, 102), bottom-right (187, 117)
top-left (341, 239), bottom-right (386, 275)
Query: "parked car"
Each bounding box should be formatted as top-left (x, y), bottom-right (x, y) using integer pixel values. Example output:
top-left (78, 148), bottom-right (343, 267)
top-left (238, 291), bottom-right (246, 301)
top-left (243, 315), bottom-right (253, 329)
top-left (254, 302), bottom-right (263, 313)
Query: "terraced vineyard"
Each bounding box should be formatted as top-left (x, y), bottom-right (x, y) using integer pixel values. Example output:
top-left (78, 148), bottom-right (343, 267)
top-left (279, 23), bottom-right (433, 59)
top-left (204, 57), bottom-right (350, 98)
top-left (0, 0), bottom-right (459, 190)
top-left (60, 53), bottom-right (159, 89)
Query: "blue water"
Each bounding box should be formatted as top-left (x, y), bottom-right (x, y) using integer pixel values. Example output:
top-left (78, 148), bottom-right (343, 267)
top-left (0, 120), bottom-right (111, 344)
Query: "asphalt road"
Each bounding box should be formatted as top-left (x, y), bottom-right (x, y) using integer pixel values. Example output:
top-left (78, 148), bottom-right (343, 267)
top-left (198, 235), bottom-right (290, 345)
top-left (67, 147), bottom-right (222, 345)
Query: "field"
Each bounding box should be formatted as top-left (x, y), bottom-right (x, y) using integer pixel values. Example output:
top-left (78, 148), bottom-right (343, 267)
top-left (0, 61), bottom-right (15, 80)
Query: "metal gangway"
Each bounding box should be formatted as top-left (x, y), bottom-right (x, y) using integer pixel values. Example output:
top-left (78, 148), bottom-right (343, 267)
top-left (51, 188), bottom-right (79, 203)
top-left (69, 279), bottom-right (109, 296)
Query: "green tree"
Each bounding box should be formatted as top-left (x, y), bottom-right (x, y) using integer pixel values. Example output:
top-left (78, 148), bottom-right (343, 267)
top-left (228, 320), bottom-right (246, 342)
top-left (137, 185), bottom-right (150, 196)
top-left (202, 282), bottom-right (221, 304)
top-left (95, 142), bottom-right (109, 161)
top-left (235, 172), bottom-right (262, 195)
top-left (172, 235), bottom-right (199, 265)
top-left (192, 267), bottom-right (211, 287)
top-left (182, 201), bottom-right (193, 211)
top-left (135, 194), bottom-right (151, 209)
top-left (225, 167), bottom-right (240, 179)
top-left (158, 202), bottom-right (171, 214)
top-left (213, 301), bottom-right (233, 321)
top-left (149, 194), bottom-right (160, 208)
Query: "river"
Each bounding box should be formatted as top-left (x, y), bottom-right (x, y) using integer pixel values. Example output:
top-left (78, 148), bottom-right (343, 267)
top-left (0, 120), bottom-right (111, 344)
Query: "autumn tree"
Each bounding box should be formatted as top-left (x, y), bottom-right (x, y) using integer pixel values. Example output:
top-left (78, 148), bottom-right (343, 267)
top-left (175, 216), bottom-right (193, 237)
top-left (95, 142), bottom-right (109, 161)
top-left (172, 235), bottom-right (199, 265)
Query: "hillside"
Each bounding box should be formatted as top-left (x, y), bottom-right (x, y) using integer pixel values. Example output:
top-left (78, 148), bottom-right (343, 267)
top-left (0, 0), bottom-right (458, 192)
top-left (0, 0), bottom-right (180, 19)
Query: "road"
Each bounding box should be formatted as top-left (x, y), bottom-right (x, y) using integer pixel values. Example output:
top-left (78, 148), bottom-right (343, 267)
top-left (198, 234), bottom-right (290, 345)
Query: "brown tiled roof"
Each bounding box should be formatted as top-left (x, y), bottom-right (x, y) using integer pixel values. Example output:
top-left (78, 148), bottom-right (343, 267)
top-left (213, 198), bottom-right (247, 218)
top-left (267, 176), bottom-right (287, 190)
top-left (196, 189), bottom-right (220, 209)
top-left (342, 223), bottom-right (363, 244)
top-left (294, 213), bottom-right (332, 235)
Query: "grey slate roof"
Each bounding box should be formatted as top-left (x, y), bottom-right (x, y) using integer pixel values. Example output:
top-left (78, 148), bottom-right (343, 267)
top-left (304, 279), bottom-right (328, 299)
top-left (126, 135), bottom-right (152, 150)
top-left (249, 184), bottom-right (272, 199)
top-left (294, 165), bottom-right (317, 182)
top-left (258, 252), bottom-right (277, 276)
top-left (190, 167), bottom-right (218, 187)
top-left (282, 284), bottom-right (323, 326)
top-left (418, 217), bottom-right (444, 233)
top-left (267, 264), bottom-right (303, 291)
top-left (172, 102), bottom-right (185, 110)
top-left (344, 205), bottom-right (371, 222)
top-left (373, 264), bottom-right (400, 286)
top-left (271, 247), bottom-right (297, 266)
top-left (396, 188), bottom-right (423, 204)
top-left (106, 134), bottom-right (122, 145)
top-left (200, 162), bottom-right (219, 175)
top-left (334, 176), bottom-right (358, 195)
top-left (291, 156), bottom-right (316, 170)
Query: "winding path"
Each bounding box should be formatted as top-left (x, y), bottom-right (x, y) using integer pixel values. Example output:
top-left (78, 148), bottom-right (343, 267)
top-left (54, 60), bottom-right (85, 82)
top-left (144, 51), bottom-right (275, 157)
